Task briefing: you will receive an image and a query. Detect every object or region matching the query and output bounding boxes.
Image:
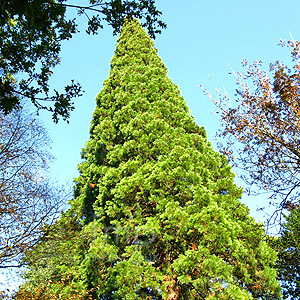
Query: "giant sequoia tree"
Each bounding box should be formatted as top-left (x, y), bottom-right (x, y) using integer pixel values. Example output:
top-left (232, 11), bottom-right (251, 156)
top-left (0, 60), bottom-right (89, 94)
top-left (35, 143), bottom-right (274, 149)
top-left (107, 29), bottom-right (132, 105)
top-left (18, 18), bottom-right (280, 299)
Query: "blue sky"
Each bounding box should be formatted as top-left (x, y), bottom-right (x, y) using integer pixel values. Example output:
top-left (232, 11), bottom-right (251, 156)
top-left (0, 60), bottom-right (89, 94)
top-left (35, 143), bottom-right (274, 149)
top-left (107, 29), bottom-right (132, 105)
top-left (41, 0), bottom-right (300, 223)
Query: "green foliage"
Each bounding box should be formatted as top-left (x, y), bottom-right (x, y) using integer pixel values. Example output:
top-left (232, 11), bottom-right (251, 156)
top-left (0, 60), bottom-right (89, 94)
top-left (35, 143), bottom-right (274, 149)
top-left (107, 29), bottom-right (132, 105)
top-left (19, 18), bottom-right (281, 299)
top-left (0, 0), bottom-right (165, 122)
top-left (275, 208), bottom-right (300, 299)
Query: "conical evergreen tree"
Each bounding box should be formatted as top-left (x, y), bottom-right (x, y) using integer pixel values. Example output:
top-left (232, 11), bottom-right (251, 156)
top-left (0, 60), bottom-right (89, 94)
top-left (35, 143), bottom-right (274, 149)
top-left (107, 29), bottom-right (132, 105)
top-left (18, 18), bottom-right (280, 299)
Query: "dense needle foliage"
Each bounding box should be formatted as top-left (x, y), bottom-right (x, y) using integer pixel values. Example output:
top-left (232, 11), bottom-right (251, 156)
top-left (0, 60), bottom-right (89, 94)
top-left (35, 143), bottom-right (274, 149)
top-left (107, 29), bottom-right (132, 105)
top-left (17, 19), bottom-right (280, 299)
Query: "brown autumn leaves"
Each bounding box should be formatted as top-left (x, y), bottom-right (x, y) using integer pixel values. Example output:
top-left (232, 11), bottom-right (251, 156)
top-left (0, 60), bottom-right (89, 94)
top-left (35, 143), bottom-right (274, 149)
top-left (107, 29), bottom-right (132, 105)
top-left (203, 39), bottom-right (300, 227)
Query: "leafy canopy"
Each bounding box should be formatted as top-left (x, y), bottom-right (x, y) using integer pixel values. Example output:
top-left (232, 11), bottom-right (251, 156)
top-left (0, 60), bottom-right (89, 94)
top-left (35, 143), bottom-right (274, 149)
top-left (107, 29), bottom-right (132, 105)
top-left (0, 0), bottom-right (166, 122)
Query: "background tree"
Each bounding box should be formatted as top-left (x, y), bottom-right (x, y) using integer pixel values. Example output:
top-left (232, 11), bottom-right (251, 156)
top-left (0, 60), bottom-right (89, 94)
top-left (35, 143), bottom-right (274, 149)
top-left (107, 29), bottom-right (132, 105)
top-left (19, 18), bottom-right (280, 299)
top-left (0, 105), bottom-right (66, 270)
top-left (0, 0), bottom-right (166, 123)
top-left (273, 208), bottom-right (300, 300)
top-left (203, 39), bottom-right (300, 227)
